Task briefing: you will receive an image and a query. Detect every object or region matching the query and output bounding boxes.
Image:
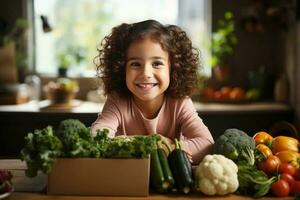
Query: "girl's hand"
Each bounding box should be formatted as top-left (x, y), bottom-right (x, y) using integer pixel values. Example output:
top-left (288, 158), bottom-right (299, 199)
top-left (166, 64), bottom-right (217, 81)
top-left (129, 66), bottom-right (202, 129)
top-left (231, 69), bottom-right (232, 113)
top-left (157, 134), bottom-right (174, 156)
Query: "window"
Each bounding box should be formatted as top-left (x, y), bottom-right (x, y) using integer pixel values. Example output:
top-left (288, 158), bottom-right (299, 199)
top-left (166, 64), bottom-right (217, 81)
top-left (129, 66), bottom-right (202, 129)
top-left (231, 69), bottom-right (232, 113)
top-left (33, 0), bottom-right (211, 76)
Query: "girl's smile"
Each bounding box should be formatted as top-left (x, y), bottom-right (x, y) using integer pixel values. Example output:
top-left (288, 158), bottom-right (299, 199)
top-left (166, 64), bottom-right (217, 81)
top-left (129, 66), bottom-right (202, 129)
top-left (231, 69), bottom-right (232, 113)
top-left (126, 37), bottom-right (170, 118)
top-left (135, 83), bottom-right (158, 92)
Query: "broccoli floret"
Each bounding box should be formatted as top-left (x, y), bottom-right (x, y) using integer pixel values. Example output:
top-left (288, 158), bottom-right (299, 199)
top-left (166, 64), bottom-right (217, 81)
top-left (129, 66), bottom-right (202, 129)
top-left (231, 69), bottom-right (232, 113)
top-left (56, 119), bottom-right (90, 141)
top-left (56, 119), bottom-right (96, 157)
top-left (213, 128), bottom-right (256, 165)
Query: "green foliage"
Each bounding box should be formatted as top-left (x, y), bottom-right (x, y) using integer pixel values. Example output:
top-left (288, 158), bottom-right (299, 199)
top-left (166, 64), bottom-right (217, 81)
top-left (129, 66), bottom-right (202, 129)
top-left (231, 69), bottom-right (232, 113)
top-left (56, 119), bottom-right (96, 157)
top-left (20, 119), bottom-right (159, 177)
top-left (57, 46), bottom-right (86, 69)
top-left (213, 128), bottom-right (256, 165)
top-left (96, 134), bottom-right (160, 159)
top-left (1, 18), bottom-right (29, 69)
top-left (2, 18), bottom-right (29, 45)
top-left (20, 126), bottom-right (62, 177)
top-left (236, 163), bottom-right (276, 197)
top-left (210, 11), bottom-right (238, 67)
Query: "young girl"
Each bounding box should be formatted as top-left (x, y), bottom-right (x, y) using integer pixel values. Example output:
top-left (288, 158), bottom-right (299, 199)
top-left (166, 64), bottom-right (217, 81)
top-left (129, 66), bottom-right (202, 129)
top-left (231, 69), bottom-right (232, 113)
top-left (92, 19), bottom-right (214, 164)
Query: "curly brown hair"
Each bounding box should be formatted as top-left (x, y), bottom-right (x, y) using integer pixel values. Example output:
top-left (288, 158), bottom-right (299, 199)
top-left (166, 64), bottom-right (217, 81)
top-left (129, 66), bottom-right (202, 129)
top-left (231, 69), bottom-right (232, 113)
top-left (95, 19), bottom-right (200, 98)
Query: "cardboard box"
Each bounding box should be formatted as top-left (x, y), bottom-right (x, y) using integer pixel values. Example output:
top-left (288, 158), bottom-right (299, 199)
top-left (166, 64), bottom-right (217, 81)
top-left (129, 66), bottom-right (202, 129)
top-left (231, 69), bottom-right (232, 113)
top-left (47, 158), bottom-right (150, 196)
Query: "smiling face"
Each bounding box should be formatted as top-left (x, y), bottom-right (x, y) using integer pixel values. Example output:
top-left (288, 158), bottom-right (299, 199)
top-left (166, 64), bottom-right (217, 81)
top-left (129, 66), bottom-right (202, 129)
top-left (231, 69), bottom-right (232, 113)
top-left (126, 37), bottom-right (170, 108)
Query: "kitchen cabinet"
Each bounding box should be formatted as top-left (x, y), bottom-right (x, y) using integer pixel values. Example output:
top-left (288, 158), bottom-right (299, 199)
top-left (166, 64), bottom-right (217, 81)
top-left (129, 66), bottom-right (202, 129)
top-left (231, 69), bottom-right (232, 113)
top-left (0, 100), bottom-right (293, 157)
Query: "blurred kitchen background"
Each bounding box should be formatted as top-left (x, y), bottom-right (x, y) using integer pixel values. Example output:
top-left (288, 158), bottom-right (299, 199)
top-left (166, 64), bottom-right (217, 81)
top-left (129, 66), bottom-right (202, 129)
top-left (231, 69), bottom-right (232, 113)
top-left (1, 0), bottom-right (300, 157)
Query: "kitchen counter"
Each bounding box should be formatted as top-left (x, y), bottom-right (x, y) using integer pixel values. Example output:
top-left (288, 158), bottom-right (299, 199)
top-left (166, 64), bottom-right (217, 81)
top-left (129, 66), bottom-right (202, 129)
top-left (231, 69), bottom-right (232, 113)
top-left (0, 100), bottom-right (103, 113)
top-left (0, 100), bottom-right (292, 114)
top-left (4, 192), bottom-right (292, 199)
top-left (193, 101), bottom-right (291, 114)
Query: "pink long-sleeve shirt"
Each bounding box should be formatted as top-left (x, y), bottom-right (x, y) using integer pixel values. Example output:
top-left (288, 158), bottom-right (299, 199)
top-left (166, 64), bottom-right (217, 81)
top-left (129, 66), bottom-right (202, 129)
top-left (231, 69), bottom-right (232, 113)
top-left (92, 93), bottom-right (214, 163)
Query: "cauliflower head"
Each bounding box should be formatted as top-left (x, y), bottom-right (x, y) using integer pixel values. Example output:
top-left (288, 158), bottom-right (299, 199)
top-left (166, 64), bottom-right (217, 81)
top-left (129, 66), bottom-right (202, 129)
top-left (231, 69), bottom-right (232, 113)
top-left (195, 154), bottom-right (239, 196)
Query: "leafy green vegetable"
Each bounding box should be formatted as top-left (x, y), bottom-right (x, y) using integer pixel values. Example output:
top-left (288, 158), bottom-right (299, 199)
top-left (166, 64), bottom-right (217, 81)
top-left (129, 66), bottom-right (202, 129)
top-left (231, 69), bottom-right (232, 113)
top-left (20, 126), bottom-right (62, 177)
top-left (213, 128), bottom-right (256, 165)
top-left (94, 132), bottom-right (160, 158)
top-left (131, 135), bottom-right (160, 158)
top-left (236, 162), bottom-right (276, 198)
top-left (56, 119), bottom-right (98, 157)
top-left (20, 119), bottom-right (159, 177)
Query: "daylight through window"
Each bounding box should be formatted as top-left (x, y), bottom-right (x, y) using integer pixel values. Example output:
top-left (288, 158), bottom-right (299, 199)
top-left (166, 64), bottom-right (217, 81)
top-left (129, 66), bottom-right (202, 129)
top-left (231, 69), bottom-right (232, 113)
top-left (33, 0), bottom-right (211, 77)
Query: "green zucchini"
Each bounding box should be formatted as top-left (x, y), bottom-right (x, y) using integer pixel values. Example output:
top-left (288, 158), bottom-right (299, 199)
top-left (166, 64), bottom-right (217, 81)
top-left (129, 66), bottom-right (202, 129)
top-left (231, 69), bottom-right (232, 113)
top-left (168, 139), bottom-right (193, 194)
top-left (150, 141), bottom-right (174, 192)
top-left (150, 149), bottom-right (165, 190)
top-left (157, 143), bottom-right (174, 188)
top-left (168, 149), bottom-right (183, 192)
top-left (179, 142), bottom-right (193, 177)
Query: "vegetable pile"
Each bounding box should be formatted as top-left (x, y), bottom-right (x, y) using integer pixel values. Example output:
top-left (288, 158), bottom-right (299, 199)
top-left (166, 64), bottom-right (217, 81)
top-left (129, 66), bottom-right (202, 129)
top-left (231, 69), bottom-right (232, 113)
top-left (210, 128), bottom-right (300, 198)
top-left (211, 128), bottom-right (273, 197)
top-left (150, 139), bottom-right (193, 194)
top-left (20, 119), bottom-right (159, 178)
top-left (21, 120), bottom-right (300, 198)
top-left (253, 132), bottom-right (300, 197)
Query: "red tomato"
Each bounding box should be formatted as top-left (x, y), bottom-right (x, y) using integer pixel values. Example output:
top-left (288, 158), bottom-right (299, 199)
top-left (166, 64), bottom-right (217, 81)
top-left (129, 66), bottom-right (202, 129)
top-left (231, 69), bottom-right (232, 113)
top-left (280, 162), bottom-right (296, 176)
top-left (295, 170), bottom-right (300, 180)
top-left (291, 180), bottom-right (300, 195)
top-left (271, 179), bottom-right (290, 197)
top-left (229, 87), bottom-right (246, 101)
top-left (220, 86), bottom-right (232, 99)
top-left (258, 155), bottom-right (281, 175)
top-left (201, 88), bottom-right (215, 99)
top-left (214, 91), bottom-right (228, 100)
top-left (280, 173), bottom-right (295, 187)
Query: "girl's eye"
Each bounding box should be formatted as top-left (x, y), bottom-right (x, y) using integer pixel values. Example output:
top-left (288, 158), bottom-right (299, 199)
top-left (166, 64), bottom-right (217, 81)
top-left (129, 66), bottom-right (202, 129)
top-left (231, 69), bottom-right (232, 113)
top-left (129, 62), bottom-right (141, 68)
top-left (152, 61), bottom-right (163, 68)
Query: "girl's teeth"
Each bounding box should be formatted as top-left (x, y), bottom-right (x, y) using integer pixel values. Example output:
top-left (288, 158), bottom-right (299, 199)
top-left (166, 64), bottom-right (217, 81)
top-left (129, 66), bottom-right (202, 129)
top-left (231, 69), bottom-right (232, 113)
top-left (139, 84), bottom-right (154, 89)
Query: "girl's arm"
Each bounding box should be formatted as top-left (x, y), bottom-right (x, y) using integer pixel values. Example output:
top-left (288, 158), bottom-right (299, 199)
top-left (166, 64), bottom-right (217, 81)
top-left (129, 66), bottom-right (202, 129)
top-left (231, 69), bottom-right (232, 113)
top-left (177, 98), bottom-right (215, 164)
top-left (91, 94), bottom-right (121, 137)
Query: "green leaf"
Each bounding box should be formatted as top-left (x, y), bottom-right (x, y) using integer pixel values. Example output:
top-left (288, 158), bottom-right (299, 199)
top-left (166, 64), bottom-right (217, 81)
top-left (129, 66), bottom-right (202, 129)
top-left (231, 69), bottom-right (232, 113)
top-left (210, 10), bottom-right (237, 66)
top-left (225, 11), bottom-right (233, 20)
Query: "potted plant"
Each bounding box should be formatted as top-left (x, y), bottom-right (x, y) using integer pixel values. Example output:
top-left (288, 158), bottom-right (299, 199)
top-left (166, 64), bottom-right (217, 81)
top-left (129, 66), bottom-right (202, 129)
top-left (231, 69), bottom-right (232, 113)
top-left (57, 46), bottom-right (86, 77)
top-left (0, 18), bottom-right (29, 83)
top-left (210, 11), bottom-right (238, 82)
top-left (57, 52), bottom-right (72, 77)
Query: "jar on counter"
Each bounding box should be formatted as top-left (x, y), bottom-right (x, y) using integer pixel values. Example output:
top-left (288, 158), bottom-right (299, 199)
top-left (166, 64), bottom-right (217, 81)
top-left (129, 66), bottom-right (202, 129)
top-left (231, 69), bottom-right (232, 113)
top-left (25, 74), bottom-right (41, 102)
top-left (274, 73), bottom-right (289, 103)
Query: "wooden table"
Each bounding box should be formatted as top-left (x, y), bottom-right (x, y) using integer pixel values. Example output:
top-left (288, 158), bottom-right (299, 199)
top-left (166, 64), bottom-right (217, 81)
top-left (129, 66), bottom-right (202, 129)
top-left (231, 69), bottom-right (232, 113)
top-left (0, 160), bottom-right (292, 200)
top-left (5, 192), bottom-right (291, 200)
